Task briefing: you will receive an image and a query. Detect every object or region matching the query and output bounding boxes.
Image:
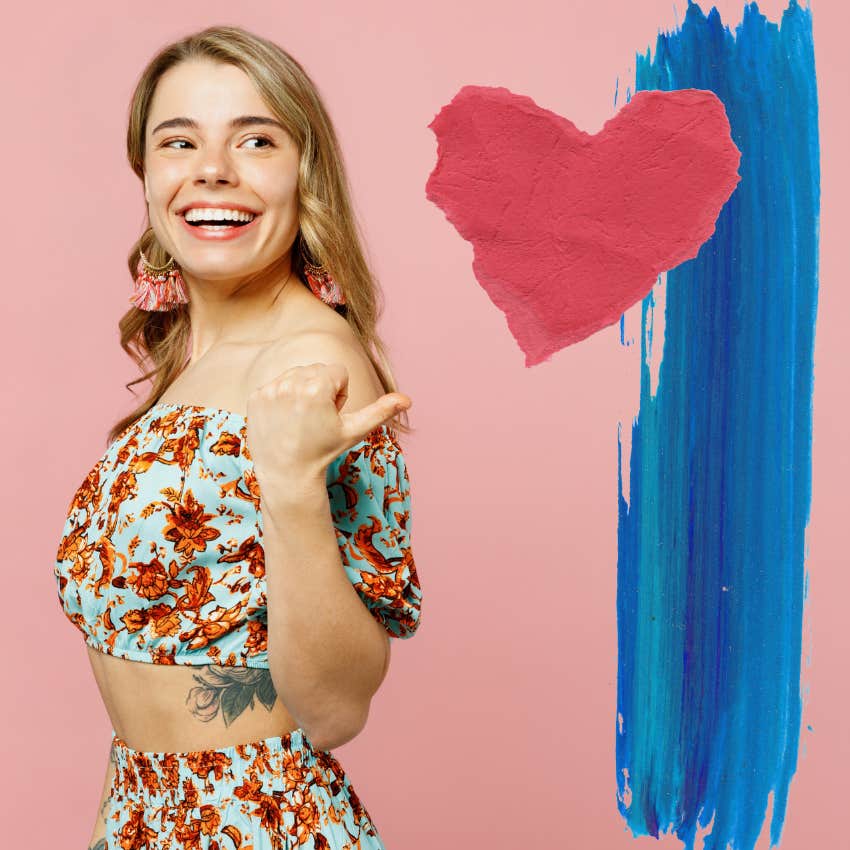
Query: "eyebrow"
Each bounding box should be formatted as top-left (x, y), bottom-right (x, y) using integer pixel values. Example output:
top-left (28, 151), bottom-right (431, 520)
top-left (150, 115), bottom-right (287, 136)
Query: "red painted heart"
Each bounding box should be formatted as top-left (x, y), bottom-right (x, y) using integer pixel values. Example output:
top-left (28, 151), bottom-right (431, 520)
top-left (426, 87), bottom-right (741, 365)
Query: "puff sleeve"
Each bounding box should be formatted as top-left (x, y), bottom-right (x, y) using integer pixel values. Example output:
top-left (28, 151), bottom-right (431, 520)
top-left (325, 426), bottom-right (422, 639)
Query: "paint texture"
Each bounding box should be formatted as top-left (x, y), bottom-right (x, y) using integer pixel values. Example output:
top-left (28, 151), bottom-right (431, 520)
top-left (425, 87), bottom-right (740, 365)
top-left (616, 2), bottom-right (819, 849)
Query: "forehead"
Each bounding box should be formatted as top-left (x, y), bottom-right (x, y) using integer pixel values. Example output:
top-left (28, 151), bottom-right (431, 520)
top-left (147, 60), bottom-right (275, 130)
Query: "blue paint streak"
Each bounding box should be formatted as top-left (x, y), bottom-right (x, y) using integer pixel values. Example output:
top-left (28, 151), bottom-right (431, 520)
top-left (616, 2), bottom-right (819, 849)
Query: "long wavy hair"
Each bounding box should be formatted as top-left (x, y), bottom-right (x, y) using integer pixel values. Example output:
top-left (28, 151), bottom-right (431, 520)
top-left (109, 25), bottom-right (412, 445)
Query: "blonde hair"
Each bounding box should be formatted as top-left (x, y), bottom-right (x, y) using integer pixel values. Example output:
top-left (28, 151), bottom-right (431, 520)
top-left (109, 25), bottom-right (412, 444)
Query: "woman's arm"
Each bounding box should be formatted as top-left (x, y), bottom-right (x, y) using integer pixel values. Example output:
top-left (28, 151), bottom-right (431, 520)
top-left (262, 481), bottom-right (390, 749)
top-left (253, 337), bottom-right (404, 748)
top-left (87, 745), bottom-right (116, 850)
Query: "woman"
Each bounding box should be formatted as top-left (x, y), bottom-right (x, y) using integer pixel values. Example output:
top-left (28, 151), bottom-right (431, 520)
top-left (53, 25), bottom-right (422, 850)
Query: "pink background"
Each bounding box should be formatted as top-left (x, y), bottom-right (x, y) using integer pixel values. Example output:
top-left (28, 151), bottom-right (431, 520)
top-left (2, 1), bottom-right (846, 847)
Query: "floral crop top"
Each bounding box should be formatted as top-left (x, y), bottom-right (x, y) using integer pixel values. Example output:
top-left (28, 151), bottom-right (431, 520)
top-left (54, 402), bottom-right (422, 667)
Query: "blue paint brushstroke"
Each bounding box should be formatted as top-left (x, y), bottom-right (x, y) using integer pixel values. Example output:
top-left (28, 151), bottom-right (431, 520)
top-left (615, 3), bottom-right (819, 849)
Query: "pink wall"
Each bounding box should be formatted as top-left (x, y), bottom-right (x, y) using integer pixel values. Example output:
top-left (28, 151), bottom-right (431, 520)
top-left (3, 1), bottom-right (846, 847)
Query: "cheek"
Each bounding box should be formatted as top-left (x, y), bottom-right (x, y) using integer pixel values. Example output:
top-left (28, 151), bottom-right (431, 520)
top-left (249, 164), bottom-right (299, 210)
top-left (146, 166), bottom-right (187, 206)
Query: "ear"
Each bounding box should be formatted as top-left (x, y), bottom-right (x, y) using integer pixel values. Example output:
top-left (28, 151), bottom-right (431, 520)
top-left (143, 172), bottom-right (149, 205)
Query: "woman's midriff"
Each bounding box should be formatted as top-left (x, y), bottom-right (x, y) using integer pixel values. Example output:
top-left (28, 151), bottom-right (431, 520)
top-left (87, 645), bottom-right (301, 752)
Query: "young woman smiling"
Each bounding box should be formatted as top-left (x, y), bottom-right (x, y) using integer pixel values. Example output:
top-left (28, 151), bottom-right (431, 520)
top-left (53, 25), bottom-right (422, 850)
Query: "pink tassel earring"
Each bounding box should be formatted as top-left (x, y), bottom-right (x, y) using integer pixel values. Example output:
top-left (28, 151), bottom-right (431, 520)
top-left (130, 249), bottom-right (189, 312)
top-left (300, 241), bottom-right (346, 307)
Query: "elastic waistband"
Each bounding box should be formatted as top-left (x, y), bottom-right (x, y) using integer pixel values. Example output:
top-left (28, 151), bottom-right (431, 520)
top-left (110, 727), bottom-right (319, 807)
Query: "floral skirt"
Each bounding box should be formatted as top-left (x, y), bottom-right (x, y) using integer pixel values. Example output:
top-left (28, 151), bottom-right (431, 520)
top-left (105, 727), bottom-right (387, 849)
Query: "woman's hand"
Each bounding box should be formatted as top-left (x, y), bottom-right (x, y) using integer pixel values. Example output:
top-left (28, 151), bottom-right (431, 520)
top-left (245, 361), bottom-right (411, 494)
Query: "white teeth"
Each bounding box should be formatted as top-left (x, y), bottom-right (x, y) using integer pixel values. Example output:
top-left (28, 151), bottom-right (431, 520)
top-left (184, 208), bottom-right (256, 223)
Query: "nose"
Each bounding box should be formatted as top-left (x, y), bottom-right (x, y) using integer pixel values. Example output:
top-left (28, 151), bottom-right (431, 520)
top-left (195, 151), bottom-right (237, 186)
top-left (197, 171), bottom-right (233, 186)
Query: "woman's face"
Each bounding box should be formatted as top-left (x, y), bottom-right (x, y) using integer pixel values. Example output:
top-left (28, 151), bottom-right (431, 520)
top-left (143, 59), bottom-right (301, 289)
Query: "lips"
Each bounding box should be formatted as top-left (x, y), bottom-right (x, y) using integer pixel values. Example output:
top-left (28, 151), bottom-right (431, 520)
top-left (176, 201), bottom-right (261, 215)
top-left (184, 216), bottom-right (252, 227)
top-left (178, 210), bottom-right (262, 241)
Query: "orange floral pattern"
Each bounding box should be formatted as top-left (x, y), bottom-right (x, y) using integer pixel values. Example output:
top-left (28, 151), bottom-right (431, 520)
top-left (54, 402), bottom-right (422, 668)
top-left (108, 727), bottom-right (386, 849)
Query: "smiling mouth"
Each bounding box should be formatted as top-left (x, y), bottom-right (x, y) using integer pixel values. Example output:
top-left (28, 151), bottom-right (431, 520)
top-left (185, 219), bottom-right (253, 228)
top-left (178, 211), bottom-right (261, 240)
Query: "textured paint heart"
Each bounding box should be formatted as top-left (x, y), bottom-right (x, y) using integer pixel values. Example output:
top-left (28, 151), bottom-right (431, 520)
top-left (426, 86), bottom-right (741, 365)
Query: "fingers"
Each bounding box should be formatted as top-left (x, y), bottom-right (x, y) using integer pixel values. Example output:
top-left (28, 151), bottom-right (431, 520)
top-left (251, 362), bottom-right (410, 452)
top-left (253, 362), bottom-right (345, 403)
top-left (342, 394), bottom-right (411, 442)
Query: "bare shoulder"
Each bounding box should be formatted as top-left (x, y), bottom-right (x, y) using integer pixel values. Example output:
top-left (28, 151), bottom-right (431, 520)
top-left (255, 320), bottom-right (384, 415)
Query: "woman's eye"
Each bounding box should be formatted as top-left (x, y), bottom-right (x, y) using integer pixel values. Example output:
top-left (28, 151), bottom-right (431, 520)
top-left (244, 135), bottom-right (274, 149)
top-left (161, 136), bottom-right (275, 150)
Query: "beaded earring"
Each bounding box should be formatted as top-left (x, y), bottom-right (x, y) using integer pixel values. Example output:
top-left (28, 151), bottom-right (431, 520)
top-left (130, 249), bottom-right (189, 312)
top-left (300, 240), bottom-right (346, 307)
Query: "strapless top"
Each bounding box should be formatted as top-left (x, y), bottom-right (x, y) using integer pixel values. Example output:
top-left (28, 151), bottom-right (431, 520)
top-left (54, 402), bottom-right (422, 667)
